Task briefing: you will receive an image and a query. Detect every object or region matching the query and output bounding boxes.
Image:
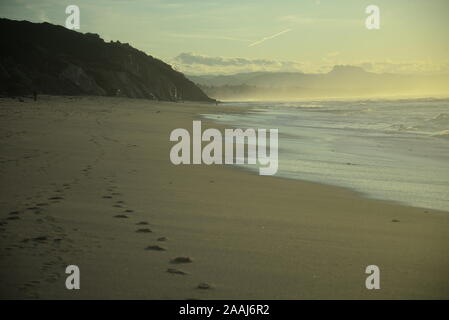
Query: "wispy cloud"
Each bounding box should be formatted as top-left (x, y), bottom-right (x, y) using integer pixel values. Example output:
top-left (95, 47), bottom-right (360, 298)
top-left (172, 53), bottom-right (449, 75)
top-left (354, 60), bottom-right (449, 74)
top-left (248, 29), bottom-right (292, 47)
top-left (172, 52), bottom-right (307, 75)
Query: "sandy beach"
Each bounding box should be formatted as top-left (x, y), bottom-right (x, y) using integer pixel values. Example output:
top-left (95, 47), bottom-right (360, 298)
top-left (0, 95), bottom-right (448, 299)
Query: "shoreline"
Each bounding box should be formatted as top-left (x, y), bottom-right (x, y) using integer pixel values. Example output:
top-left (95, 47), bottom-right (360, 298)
top-left (1, 96), bottom-right (448, 299)
top-left (202, 101), bottom-right (449, 213)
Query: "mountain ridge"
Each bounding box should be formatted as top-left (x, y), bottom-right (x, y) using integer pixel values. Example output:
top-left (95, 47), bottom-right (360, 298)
top-left (187, 66), bottom-right (449, 100)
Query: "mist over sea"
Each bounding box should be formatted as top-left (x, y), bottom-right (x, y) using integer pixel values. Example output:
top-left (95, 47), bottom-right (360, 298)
top-left (204, 98), bottom-right (449, 212)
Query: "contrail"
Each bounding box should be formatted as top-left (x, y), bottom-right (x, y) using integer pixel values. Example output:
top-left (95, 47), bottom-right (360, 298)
top-left (248, 29), bottom-right (292, 47)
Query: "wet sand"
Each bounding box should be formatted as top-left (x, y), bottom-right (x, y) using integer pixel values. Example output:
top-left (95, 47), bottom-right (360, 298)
top-left (0, 95), bottom-right (448, 299)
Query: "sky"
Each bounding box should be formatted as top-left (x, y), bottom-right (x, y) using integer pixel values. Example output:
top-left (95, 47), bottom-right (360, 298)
top-left (1, 0), bottom-right (449, 75)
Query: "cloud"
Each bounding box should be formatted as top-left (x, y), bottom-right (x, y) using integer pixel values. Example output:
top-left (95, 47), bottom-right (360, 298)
top-left (353, 60), bottom-right (449, 74)
top-left (248, 29), bottom-right (292, 47)
top-left (172, 53), bottom-right (449, 75)
top-left (175, 53), bottom-right (277, 67)
top-left (172, 52), bottom-right (307, 75)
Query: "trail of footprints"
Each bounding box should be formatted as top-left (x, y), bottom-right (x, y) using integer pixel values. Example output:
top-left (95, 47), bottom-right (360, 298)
top-left (1, 160), bottom-right (109, 297)
top-left (0, 165), bottom-right (213, 297)
top-left (0, 178), bottom-right (81, 298)
top-left (102, 180), bottom-right (214, 292)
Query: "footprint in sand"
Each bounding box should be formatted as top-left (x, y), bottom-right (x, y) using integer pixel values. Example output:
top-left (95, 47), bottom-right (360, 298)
top-left (167, 268), bottom-right (188, 275)
top-left (36, 202), bottom-right (49, 207)
top-left (48, 196), bottom-right (64, 201)
top-left (197, 283), bottom-right (213, 290)
top-left (6, 216), bottom-right (20, 221)
top-left (102, 195), bottom-right (112, 199)
top-left (26, 206), bottom-right (42, 214)
top-left (113, 204), bottom-right (123, 208)
top-left (170, 257), bottom-right (193, 264)
top-left (114, 214), bottom-right (128, 219)
top-left (124, 209), bottom-right (134, 213)
top-left (157, 237), bottom-right (168, 242)
top-left (136, 221), bottom-right (149, 225)
top-left (9, 211), bottom-right (20, 215)
top-left (145, 245), bottom-right (166, 251)
top-left (136, 228), bottom-right (152, 233)
top-left (32, 236), bottom-right (48, 242)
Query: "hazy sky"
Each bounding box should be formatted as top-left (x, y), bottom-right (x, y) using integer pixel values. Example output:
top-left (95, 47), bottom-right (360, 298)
top-left (1, 0), bottom-right (449, 74)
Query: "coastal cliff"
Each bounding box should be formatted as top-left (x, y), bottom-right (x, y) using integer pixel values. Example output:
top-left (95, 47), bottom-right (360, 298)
top-left (0, 18), bottom-right (213, 102)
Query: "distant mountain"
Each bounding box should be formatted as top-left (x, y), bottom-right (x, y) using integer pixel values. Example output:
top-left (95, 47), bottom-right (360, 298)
top-left (0, 18), bottom-right (213, 102)
top-left (188, 66), bottom-right (449, 100)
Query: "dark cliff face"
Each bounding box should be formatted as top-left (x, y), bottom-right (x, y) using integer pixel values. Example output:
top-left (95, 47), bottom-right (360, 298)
top-left (0, 18), bottom-right (213, 102)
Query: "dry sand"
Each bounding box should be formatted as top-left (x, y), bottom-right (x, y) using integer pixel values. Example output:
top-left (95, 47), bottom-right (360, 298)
top-left (0, 95), bottom-right (448, 299)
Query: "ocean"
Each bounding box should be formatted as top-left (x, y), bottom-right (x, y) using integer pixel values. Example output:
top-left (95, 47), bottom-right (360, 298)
top-left (203, 97), bottom-right (449, 212)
